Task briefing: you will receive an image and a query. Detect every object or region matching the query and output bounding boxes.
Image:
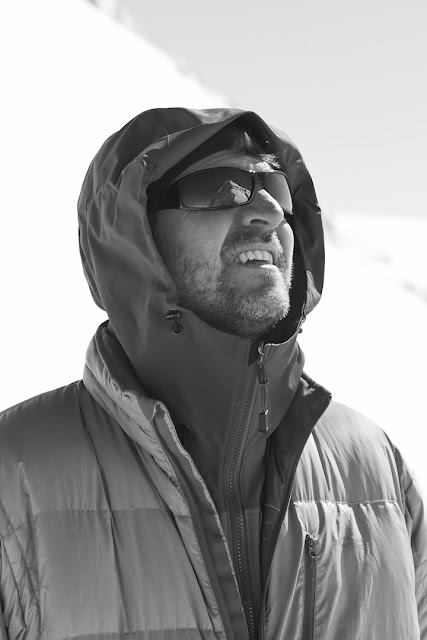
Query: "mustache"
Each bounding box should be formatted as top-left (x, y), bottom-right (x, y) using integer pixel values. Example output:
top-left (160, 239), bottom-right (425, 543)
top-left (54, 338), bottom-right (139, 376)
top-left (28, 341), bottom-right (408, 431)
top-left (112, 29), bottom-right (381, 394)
top-left (221, 229), bottom-right (286, 265)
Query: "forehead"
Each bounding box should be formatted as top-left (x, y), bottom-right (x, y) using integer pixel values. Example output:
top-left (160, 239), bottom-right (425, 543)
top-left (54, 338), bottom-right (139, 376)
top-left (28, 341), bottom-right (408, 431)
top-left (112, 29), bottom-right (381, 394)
top-left (176, 150), bottom-right (274, 180)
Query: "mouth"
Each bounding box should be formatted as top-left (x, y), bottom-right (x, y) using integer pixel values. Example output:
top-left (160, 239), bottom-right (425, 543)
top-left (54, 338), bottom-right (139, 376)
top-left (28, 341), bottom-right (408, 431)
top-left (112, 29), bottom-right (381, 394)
top-left (234, 247), bottom-right (276, 266)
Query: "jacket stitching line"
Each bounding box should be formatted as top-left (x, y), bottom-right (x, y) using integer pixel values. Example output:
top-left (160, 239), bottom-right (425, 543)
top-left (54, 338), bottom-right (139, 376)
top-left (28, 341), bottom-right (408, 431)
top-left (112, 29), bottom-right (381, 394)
top-left (62, 627), bottom-right (214, 640)
top-left (292, 498), bottom-right (400, 507)
top-left (3, 507), bottom-right (168, 537)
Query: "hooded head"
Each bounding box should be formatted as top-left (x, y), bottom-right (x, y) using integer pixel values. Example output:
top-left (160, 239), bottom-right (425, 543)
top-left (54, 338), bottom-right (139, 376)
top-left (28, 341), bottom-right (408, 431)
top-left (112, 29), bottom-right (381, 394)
top-left (78, 107), bottom-right (324, 432)
top-left (78, 107), bottom-right (323, 344)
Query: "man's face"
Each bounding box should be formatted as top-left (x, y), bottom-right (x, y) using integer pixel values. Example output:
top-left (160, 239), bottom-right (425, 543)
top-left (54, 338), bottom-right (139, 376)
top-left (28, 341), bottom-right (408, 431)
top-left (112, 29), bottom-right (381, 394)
top-left (150, 151), bottom-right (295, 340)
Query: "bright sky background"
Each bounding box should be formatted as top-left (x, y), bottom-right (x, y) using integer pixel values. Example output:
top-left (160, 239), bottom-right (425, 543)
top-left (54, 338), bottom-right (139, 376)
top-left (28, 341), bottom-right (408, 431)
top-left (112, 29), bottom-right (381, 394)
top-left (117, 0), bottom-right (427, 217)
top-left (1, 0), bottom-right (426, 492)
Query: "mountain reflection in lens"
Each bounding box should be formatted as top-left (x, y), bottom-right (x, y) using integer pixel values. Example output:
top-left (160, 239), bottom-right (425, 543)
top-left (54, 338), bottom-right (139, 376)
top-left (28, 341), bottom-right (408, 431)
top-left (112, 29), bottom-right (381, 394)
top-left (209, 180), bottom-right (251, 207)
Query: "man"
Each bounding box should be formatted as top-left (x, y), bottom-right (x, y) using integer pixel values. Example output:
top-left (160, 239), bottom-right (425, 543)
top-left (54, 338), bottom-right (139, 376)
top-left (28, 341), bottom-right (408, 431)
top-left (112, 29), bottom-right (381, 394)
top-left (0, 107), bottom-right (425, 640)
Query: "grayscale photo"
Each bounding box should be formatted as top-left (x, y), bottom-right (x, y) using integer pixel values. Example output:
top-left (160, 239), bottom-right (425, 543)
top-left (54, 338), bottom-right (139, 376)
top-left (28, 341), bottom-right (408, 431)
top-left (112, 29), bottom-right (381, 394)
top-left (1, 1), bottom-right (426, 639)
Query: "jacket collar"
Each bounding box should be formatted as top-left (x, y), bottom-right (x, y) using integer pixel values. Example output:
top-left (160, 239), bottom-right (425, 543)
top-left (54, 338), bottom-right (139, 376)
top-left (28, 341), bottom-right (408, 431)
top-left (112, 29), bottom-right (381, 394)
top-left (84, 311), bottom-right (304, 520)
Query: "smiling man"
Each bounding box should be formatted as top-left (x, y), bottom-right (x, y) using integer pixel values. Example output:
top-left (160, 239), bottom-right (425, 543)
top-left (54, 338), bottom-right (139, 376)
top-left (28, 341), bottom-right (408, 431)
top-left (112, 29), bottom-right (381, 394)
top-left (149, 148), bottom-right (295, 339)
top-left (0, 108), bottom-right (426, 640)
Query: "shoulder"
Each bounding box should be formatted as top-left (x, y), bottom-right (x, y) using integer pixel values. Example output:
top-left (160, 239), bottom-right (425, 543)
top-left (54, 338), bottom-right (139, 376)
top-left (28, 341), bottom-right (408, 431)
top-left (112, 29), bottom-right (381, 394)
top-left (317, 399), bottom-right (388, 444)
top-left (0, 381), bottom-right (101, 530)
top-left (0, 380), bottom-right (84, 426)
top-left (315, 400), bottom-right (408, 477)
top-left (0, 381), bottom-right (89, 462)
top-left (299, 399), bottom-right (409, 505)
top-left (293, 375), bottom-right (394, 468)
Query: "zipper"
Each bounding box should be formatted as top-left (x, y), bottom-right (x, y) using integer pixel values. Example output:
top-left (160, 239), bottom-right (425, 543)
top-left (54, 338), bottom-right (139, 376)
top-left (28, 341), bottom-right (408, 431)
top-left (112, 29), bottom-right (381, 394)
top-left (227, 340), bottom-right (271, 639)
top-left (228, 357), bottom-right (258, 640)
top-left (151, 417), bottom-right (235, 640)
top-left (256, 342), bottom-right (269, 433)
top-left (303, 535), bottom-right (316, 640)
top-left (258, 392), bottom-right (331, 640)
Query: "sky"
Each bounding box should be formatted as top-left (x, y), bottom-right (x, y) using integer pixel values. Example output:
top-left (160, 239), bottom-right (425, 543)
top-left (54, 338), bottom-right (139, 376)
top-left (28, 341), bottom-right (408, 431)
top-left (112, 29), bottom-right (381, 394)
top-left (1, 0), bottom-right (426, 492)
top-left (115, 0), bottom-right (427, 217)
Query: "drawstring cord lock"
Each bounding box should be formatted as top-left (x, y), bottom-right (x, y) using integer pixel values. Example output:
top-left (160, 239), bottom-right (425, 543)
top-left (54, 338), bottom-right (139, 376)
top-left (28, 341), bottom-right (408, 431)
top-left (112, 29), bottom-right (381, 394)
top-left (166, 309), bottom-right (183, 335)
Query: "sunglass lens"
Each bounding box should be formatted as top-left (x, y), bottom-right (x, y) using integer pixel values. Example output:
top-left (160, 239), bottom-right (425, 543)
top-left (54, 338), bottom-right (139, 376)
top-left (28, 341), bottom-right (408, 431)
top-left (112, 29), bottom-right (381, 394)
top-left (180, 169), bottom-right (252, 208)
top-left (265, 173), bottom-right (293, 214)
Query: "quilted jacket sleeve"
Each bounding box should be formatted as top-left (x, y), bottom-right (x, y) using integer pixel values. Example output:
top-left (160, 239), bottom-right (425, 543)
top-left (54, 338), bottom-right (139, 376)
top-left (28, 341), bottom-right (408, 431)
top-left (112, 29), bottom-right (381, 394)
top-left (0, 531), bottom-right (26, 640)
top-left (0, 610), bottom-right (8, 640)
top-left (0, 538), bottom-right (11, 640)
top-left (404, 474), bottom-right (427, 638)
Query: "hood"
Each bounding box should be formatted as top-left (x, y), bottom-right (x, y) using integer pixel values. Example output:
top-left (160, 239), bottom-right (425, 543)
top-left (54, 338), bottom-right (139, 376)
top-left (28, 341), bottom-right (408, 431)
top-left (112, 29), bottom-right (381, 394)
top-left (78, 108), bottom-right (324, 326)
top-left (78, 107), bottom-right (324, 528)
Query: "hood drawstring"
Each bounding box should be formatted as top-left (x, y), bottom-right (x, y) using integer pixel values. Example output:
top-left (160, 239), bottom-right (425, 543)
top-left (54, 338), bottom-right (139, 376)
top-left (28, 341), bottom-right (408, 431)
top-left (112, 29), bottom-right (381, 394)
top-left (256, 342), bottom-right (269, 433)
top-left (166, 309), bottom-right (183, 335)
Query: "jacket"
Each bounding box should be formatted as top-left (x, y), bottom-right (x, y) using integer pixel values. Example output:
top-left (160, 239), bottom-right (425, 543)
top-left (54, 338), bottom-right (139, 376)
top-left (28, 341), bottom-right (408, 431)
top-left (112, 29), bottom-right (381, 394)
top-left (0, 108), bottom-right (426, 640)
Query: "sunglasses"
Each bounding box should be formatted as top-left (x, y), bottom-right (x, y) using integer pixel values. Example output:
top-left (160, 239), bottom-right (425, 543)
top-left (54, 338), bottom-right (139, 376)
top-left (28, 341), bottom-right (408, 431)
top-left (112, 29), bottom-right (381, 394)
top-left (148, 167), bottom-right (293, 215)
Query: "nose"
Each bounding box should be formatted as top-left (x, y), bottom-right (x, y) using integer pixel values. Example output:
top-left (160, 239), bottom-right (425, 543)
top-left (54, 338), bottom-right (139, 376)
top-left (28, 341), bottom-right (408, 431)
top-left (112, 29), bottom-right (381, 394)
top-left (234, 183), bottom-right (285, 229)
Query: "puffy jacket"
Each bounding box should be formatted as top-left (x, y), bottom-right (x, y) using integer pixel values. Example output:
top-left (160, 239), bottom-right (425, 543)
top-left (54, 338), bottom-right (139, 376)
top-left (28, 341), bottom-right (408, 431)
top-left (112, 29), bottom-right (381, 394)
top-left (0, 108), bottom-right (426, 640)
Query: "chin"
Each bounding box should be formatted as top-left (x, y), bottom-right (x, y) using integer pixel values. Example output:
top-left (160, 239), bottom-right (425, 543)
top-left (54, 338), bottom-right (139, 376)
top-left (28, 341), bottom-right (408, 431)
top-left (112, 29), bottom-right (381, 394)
top-left (232, 288), bottom-right (291, 332)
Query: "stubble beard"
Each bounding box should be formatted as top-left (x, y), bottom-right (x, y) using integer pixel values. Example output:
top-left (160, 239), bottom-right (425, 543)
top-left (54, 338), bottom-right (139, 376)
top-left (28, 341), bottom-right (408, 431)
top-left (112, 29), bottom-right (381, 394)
top-left (168, 231), bottom-right (293, 340)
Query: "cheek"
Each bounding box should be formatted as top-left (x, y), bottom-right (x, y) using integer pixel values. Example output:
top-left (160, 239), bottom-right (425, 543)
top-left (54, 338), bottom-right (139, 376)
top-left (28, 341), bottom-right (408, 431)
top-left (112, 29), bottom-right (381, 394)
top-left (152, 210), bottom-right (230, 269)
top-left (179, 214), bottom-right (229, 262)
top-left (150, 211), bottom-right (191, 263)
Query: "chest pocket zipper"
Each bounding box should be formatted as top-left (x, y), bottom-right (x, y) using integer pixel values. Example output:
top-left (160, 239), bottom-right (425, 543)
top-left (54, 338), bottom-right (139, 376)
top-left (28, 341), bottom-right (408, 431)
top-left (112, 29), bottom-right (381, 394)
top-left (303, 535), bottom-right (317, 640)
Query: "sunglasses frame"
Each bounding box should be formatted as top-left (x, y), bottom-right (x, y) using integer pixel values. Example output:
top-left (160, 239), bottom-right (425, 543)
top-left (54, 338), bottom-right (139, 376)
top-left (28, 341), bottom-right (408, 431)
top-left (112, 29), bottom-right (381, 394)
top-left (149, 167), bottom-right (293, 215)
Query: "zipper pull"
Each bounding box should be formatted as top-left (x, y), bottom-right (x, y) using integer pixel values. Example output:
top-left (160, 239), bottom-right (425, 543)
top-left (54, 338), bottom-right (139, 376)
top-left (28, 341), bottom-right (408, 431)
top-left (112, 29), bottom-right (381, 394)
top-left (165, 309), bottom-right (183, 335)
top-left (305, 534), bottom-right (316, 558)
top-left (257, 342), bottom-right (269, 433)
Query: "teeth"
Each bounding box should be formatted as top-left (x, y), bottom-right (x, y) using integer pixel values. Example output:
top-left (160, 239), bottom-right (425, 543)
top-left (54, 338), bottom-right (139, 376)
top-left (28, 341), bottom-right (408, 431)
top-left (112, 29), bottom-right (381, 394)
top-left (238, 250), bottom-right (273, 264)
